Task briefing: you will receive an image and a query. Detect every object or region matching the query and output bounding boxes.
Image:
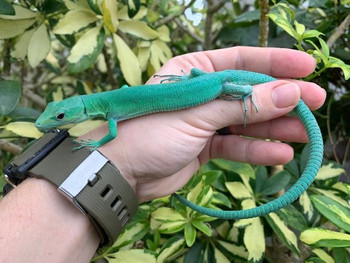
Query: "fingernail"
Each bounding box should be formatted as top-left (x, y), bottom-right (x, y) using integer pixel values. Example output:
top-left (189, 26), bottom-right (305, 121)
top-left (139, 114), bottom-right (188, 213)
top-left (272, 83), bottom-right (300, 108)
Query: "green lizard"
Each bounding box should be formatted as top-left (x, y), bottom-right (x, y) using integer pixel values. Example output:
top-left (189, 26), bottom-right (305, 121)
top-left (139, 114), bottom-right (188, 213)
top-left (35, 68), bottom-right (323, 219)
top-left (35, 68), bottom-right (268, 149)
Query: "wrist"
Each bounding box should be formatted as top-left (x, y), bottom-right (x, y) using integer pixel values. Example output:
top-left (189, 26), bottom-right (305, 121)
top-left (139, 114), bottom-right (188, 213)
top-left (0, 177), bottom-right (99, 262)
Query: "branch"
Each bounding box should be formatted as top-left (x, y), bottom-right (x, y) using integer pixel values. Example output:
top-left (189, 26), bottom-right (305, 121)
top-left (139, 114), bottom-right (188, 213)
top-left (0, 139), bottom-right (22, 155)
top-left (204, 0), bottom-right (225, 50)
top-left (327, 13), bottom-right (350, 48)
top-left (155, 0), bottom-right (196, 27)
top-left (258, 0), bottom-right (270, 47)
top-left (174, 18), bottom-right (203, 44)
top-left (22, 89), bottom-right (46, 109)
top-left (102, 46), bottom-right (118, 89)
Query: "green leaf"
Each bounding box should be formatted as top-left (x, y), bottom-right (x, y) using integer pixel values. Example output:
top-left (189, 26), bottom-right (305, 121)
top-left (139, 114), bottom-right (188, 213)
top-left (211, 159), bottom-right (255, 178)
top-left (67, 25), bottom-right (105, 73)
top-left (294, 20), bottom-right (305, 35)
top-left (114, 220), bottom-right (149, 249)
top-left (106, 249), bottom-right (156, 263)
top-left (0, 80), bottom-right (21, 115)
top-left (300, 228), bottom-right (350, 248)
top-left (311, 195), bottom-right (350, 232)
top-left (184, 223), bottom-right (196, 247)
top-left (332, 247), bottom-right (348, 263)
top-left (260, 171), bottom-right (291, 196)
top-left (0, 0), bottom-right (14, 15)
top-left (213, 246), bottom-right (230, 263)
top-left (157, 236), bottom-right (185, 263)
top-left (268, 12), bottom-right (299, 40)
top-left (265, 213), bottom-right (300, 256)
top-left (318, 38), bottom-right (329, 58)
top-left (88, 0), bottom-right (103, 14)
top-left (53, 9), bottom-right (97, 34)
top-left (254, 166), bottom-right (268, 193)
top-left (212, 191), bottom-right (232, 208)
top-left (11, 28), bottom-right (35, 59)
top-left (303, 29), bottom-right (323, 39)
top-left (113, 33), bottom-right (142, 85)
top-left (0, 18), bottom-right (36, 39)
top-left (28, 24), bottom-right (51, 67)
top-left (192, 220), bottom-right (212, 236)
top-left (316, 163), bottom-right (345, 180)
top-left (299, 191), bottom-right (314, 220)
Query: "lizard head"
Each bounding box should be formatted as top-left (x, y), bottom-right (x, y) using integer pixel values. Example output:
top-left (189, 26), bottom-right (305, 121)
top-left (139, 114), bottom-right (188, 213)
top-left (35, 96), bottom-right (88, 131)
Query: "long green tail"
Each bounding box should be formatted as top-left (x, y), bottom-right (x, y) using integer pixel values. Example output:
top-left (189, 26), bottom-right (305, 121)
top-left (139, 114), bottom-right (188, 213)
top-left (175, 99), bottom-right (323, 219)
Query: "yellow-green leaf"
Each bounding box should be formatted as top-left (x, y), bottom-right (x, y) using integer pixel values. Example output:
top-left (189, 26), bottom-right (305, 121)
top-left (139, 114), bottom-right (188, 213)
top-left (0, 5), bottom-right (37, 19)
top-left (294, 20), bottom-right (305, 35)
top-left (150, 39), bottom-right (172, 71)
top-left (314, 188), bottom-right (350, 209)
top-left (114, 221), bottom-right (149, 249)
top-left (268, 13), bottom-right (298, 39)
top-left (184, 223), bottom-right (196, 247)
top-left (68, 120), bottom-right (104, 137)
top-left (119, 20), bottom-right (159, 40)
top-left (113, 33), bottom-right (142, 85)
top-left (312, 249), bottom-right (335, 263)
top-left (64, 0), bottom-right (92, 11)
top-left (102, 0), bottom-right (118, 33)
top-left (53, 10), bottom-right (97, 34)
top-left (5, 122), bottom-right (43, 138)
top-left (106, 249), bottom-right (156, 263)
top-left (68, 26), bottom-right (105, 73)
top-left (244, 218), bottom-right (265, 262)
top-left (0, 18), bottom-right (36, 39)
top-left (316, 163), bottom-right (345, 180)
top-left (157, 25), bottom-right (171, 42)
top-left (225, 182), bottom-right (252, 199)
top-left (28, 24), bottom-right (51, 67)
top-left (11, 28), bottom-right (35, 59)
top-left (300, 228), bottom-right (350, 247)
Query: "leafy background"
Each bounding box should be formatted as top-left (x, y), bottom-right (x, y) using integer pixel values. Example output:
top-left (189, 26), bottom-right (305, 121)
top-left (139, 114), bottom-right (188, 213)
top-left (0, 0), bottom-right (349, 262)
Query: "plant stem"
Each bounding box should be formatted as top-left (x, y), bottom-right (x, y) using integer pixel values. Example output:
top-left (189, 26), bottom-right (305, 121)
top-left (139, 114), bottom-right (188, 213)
top-left (258, 0), bottom-right (269, 47)
top-left (326, 94), bottom-right (341, 164)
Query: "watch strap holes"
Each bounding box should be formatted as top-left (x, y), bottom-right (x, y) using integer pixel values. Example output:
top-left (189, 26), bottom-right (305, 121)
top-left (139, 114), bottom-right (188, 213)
top-left (111, 195), bottom-right (122, 211)
top-left (101, 185), bottom-right (112, 199)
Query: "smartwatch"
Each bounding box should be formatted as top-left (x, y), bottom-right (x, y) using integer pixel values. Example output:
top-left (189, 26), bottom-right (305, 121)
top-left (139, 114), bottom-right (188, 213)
top-left (2, 129), bottom-right (138, 246)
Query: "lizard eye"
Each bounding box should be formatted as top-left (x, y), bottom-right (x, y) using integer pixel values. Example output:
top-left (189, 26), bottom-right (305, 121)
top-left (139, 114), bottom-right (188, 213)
top-left (56, 113), bottom-right (65, 120)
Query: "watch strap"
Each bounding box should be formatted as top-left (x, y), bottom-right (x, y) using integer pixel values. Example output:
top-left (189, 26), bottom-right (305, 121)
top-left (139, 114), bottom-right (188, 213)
top-left (3, 130), bottom-right (138, 246)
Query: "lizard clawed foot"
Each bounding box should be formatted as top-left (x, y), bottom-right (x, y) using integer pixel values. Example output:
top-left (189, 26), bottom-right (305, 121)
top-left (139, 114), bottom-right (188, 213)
top-left (73, 138), bottom-right (100, 151)
top-left (154, 70), bottom-right (188, 83)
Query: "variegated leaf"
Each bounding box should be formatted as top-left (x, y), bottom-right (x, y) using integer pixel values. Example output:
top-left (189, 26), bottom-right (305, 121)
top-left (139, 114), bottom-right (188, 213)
top-left (67, 26), bottom-right (105, 73)
top-left (114, 221), bottom-right (149, 249)
top-left (265, 213), bottom-right (300, 255)
top-left (106, 249), bottom-right (156, 263)
top-left (225, 181), bottom-right (252, 199)
top-left (119, 20), bottom-right (159, 40)
top-left (11, 28), bottom-right (34, 59)
top-left (315, 163), bottom-right (345, 180)
top-left (102, 0), bottom-right (118, 33)
top-left (300, 228), bottom-right (350, 247)
top-left (53, 9), bottom-right (97, 34)
top-left (157, 237), bottom-right (185, 263)
top-left (0, 5), bottom-right (37, 19)
top-left (299, 191), bottom-right (314, 220)
top-left (312, 249), bottom-right (335, 263)
top-left (244, 218), bottom-right (265, 262)
top-left (0, 18), bottom-right (36, 39)
top-left (217, 240), bottom-right (248, 260)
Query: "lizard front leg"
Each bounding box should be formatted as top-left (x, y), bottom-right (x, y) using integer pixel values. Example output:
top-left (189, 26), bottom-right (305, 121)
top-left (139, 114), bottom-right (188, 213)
top-left (73, 118), bottom-right (118, 151)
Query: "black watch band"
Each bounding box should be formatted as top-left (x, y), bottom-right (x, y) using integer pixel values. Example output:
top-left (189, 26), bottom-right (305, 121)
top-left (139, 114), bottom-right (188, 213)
top-left (3, 129), bottom-right (138, 246)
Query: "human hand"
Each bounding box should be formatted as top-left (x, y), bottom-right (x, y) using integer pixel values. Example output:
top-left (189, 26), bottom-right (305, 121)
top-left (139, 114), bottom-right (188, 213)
top-left (81, 47), bottom-right (326, 203)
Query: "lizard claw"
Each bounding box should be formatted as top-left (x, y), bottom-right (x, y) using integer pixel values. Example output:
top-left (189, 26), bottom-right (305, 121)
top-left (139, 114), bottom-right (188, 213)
top-left (73, 139), bottom-right (100, 151)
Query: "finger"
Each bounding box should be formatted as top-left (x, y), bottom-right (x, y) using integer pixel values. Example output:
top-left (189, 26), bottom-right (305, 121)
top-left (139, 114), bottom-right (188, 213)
top-left (291, 80), bottom-right (326, 110)
top-left (181, 80), bottom-right (301, 130)
top-left (199, 135), bottom-right (294, 166)
top-left (150, 47), bottom-right (316, 82)
top-left (227, 116), bottom-right (309, 143)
